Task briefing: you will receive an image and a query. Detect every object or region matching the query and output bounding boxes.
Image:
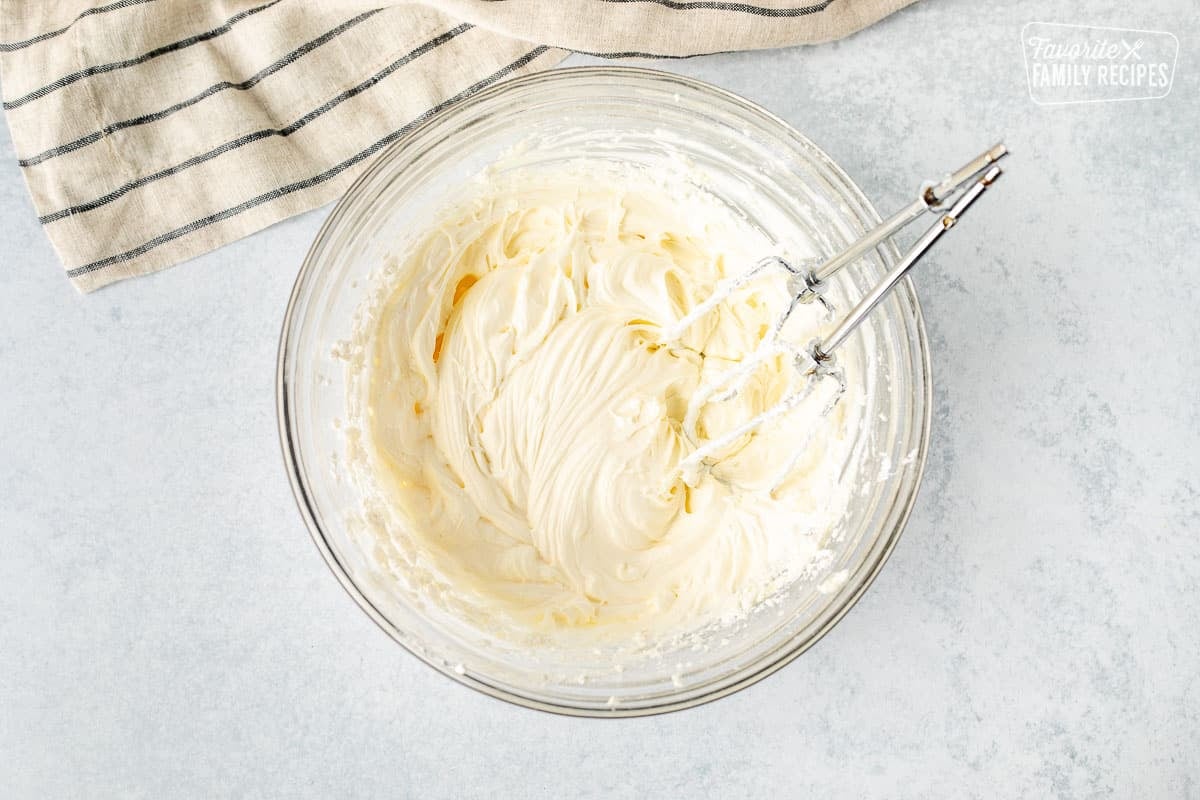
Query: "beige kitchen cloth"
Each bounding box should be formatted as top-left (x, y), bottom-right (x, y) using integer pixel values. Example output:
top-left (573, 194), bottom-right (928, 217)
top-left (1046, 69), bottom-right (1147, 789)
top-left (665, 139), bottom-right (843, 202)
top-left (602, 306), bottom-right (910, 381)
top-left (0, 0), bottom-right (916, 292)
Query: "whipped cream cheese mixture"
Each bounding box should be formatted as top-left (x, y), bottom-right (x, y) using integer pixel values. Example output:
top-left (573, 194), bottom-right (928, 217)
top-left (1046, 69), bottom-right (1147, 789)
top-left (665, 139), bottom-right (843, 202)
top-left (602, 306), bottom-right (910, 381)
top-left (346, 161), bottom-right (869, 644)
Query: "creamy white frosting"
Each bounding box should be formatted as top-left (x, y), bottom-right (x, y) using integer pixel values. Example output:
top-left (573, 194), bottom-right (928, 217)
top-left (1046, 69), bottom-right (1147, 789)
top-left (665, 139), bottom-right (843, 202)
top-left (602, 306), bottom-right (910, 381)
top-left (349, 162), bottom-right (865, 643)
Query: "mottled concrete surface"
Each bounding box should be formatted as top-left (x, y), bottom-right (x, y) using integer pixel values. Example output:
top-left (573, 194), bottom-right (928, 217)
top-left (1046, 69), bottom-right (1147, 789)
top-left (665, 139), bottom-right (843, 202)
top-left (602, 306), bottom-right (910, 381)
top-left (1, 1), bottom-right (1197, 797)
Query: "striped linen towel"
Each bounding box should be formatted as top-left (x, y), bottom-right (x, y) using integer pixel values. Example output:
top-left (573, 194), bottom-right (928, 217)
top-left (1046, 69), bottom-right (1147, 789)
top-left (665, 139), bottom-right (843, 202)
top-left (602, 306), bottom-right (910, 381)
top-left (0, 0), bottom-right (915, 292)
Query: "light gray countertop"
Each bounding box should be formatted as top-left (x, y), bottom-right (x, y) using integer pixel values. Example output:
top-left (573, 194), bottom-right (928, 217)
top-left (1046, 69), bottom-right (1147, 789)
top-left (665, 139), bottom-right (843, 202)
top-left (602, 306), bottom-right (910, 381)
top-left (2, 0), bottom-right (1198, 797)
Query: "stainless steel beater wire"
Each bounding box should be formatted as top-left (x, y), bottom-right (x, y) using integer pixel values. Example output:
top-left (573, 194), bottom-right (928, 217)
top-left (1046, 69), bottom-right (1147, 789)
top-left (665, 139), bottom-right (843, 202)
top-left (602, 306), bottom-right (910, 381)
top-left (813, 165), bottom-right (1003, 361)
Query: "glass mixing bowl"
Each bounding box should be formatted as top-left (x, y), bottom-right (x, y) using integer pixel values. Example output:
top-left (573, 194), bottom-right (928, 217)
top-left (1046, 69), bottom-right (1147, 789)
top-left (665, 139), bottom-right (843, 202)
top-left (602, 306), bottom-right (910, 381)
top-left (277, 66), bottom-right (930, 716)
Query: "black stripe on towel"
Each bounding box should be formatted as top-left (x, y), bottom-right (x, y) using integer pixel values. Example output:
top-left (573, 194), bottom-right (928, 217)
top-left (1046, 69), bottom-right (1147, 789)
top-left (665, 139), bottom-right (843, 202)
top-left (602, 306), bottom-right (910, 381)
top-left (0, 0), bottom-right (157, 53)
top-left (573, 48), bottom-right (737, 58)
top-left (39, 24), bottom-right (472, 224)
top-left (2, 0), bottom-right (283, 110)
top-left (18, 10), bottom-right (383, 167)
top-left (65, 47), bottom-right (552, 279)
top-left (599, 0), bottom-right (834, 17)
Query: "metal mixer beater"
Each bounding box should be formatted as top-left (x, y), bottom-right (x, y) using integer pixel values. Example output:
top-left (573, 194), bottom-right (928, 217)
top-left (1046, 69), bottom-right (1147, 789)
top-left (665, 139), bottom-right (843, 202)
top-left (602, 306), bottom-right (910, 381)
top-left (669, 144), bottom-right (1008, 485)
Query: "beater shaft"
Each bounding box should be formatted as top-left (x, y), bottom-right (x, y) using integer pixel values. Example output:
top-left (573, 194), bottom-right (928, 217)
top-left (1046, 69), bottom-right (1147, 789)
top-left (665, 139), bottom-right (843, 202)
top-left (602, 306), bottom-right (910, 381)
top-left (813, 165), bottom-right (1003, 361)
top-left (812, 142), bottom-right (1008, 284)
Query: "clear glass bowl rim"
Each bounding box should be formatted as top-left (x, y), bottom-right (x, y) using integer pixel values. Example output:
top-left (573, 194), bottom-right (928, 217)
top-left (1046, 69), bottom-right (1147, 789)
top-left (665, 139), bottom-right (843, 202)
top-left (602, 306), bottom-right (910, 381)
top-left (276, 65), bottom-right (932, 717)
